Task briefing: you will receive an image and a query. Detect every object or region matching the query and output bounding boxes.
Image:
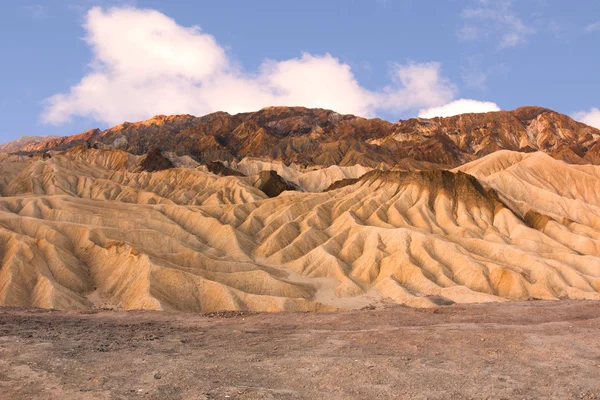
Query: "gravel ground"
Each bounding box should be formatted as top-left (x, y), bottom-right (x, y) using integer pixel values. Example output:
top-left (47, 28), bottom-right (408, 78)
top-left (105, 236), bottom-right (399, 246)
top-left (1, 301), bottom-right (600, 399)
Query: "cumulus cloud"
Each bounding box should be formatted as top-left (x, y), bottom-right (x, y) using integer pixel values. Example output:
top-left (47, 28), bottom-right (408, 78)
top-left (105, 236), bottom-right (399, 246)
top-left (417, 99), bottom-right (501, 118)
top-left (42, 6), bottom-right (461, 125)
top-left (459, 0), bottom-right (534, 48)
top-left (573, 108), bottom-right (600, 129)
top-left (378, 62), bottom-right (456, 112)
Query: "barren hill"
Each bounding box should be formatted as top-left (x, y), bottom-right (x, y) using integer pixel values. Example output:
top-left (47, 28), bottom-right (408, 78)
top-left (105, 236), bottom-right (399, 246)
top-left (0, 145), bottom-right (599, 311)
top-left (0, 135), bottom-right (60, 153)
top-left (5, 106), bottom-right (600, 167)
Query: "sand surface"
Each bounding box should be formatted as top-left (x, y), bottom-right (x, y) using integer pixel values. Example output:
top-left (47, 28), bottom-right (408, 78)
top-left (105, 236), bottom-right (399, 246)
top-left (1, 301), bottom-right (600, 399)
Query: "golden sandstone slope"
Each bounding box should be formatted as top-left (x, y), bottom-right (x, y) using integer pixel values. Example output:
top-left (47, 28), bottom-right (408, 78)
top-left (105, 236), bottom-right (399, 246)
top-left (0, 141), bottom-right (599, 312)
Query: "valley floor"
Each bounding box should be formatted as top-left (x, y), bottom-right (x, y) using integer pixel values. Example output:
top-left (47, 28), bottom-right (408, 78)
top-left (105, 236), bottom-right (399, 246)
top-left (1, 301), bottom-right (600, 399)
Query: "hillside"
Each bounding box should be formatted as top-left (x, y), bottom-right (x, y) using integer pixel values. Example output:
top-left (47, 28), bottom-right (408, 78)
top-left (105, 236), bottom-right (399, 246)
top-left (0, 146), bottom-right (599, 311)
top-left (4, 106), bottom-right (600, 168)
top-left (0, 135), bottom-right (60, 153)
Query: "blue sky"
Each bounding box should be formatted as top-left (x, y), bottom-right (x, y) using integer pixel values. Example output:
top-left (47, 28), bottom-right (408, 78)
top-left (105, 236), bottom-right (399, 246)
top-left (1, 0), bottom-right (599, 143)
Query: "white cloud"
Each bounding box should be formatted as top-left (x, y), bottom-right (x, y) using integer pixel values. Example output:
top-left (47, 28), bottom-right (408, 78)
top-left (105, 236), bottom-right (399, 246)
top-left (378, 62), bottom-right (456, 112)
top-left (417, 99), bottom-right (501, 118)
top-left (586, 21), bottom-right (600, 32)
top-left (42, 6), bottom-right (462, 126)
top-left (573, 108), bottom-right (600, 129)
top-left (459, 1), bottom-right (535, 48)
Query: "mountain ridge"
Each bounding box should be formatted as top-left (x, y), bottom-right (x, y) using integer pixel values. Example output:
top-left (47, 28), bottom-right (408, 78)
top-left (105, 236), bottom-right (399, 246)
top-left (0, 135), bottom-right (61, 153)
top-left (3, 106), bottom-right (599, 168)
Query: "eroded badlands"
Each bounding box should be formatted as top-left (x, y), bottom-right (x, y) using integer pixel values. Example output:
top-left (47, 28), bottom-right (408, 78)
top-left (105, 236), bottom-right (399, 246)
top-left (0, 145), bottom-right (599, 312)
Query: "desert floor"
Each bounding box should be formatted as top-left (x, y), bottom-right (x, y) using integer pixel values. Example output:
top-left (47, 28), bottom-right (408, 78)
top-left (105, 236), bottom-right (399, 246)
top-left (1, 301), bottom-right (600, 400)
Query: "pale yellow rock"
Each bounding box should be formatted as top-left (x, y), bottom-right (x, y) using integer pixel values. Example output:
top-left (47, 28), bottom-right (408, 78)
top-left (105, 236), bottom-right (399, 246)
top-left (0, 148), bottom-right (599, 312)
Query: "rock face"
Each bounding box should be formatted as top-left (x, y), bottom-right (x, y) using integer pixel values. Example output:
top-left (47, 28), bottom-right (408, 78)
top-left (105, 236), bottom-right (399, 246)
top-left (253, 170), bottom-right (299, 197)
top-left (205, 161), bottom-right (245, 177)
top-left (134, 148), bottom-right (174, 172)
top-left (391, 106), bottom-right (600, 165)
top-left (5, 106), bottom-right (600, 168)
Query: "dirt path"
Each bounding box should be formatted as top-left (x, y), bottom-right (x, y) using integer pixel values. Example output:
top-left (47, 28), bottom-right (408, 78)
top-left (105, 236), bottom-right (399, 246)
top-left (1, 301), bottom-right (600, 399)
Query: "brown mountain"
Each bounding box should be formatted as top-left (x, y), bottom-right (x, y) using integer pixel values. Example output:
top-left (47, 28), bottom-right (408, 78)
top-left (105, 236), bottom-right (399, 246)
top-left (0, 135), bottom-right (60, 153)
top-left (6, 106), bottom-right (600, 167)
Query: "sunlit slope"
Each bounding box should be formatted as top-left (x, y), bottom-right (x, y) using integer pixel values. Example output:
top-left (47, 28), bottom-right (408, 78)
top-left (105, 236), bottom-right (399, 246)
top-left (457, 150), bottom-right (600, 228)
top-left (0, 148), bottom-right (599, 311)
top-left (4, 148), bottom-right (268, 206)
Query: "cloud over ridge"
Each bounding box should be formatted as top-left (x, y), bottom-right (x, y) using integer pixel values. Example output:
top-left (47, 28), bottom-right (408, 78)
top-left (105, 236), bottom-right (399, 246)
top-left (573, 108), bottom-right (600, 129)
top-left (43, 6), bottom-right (499, 125)
top-left (418, 99), bottom-right (501, 118)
